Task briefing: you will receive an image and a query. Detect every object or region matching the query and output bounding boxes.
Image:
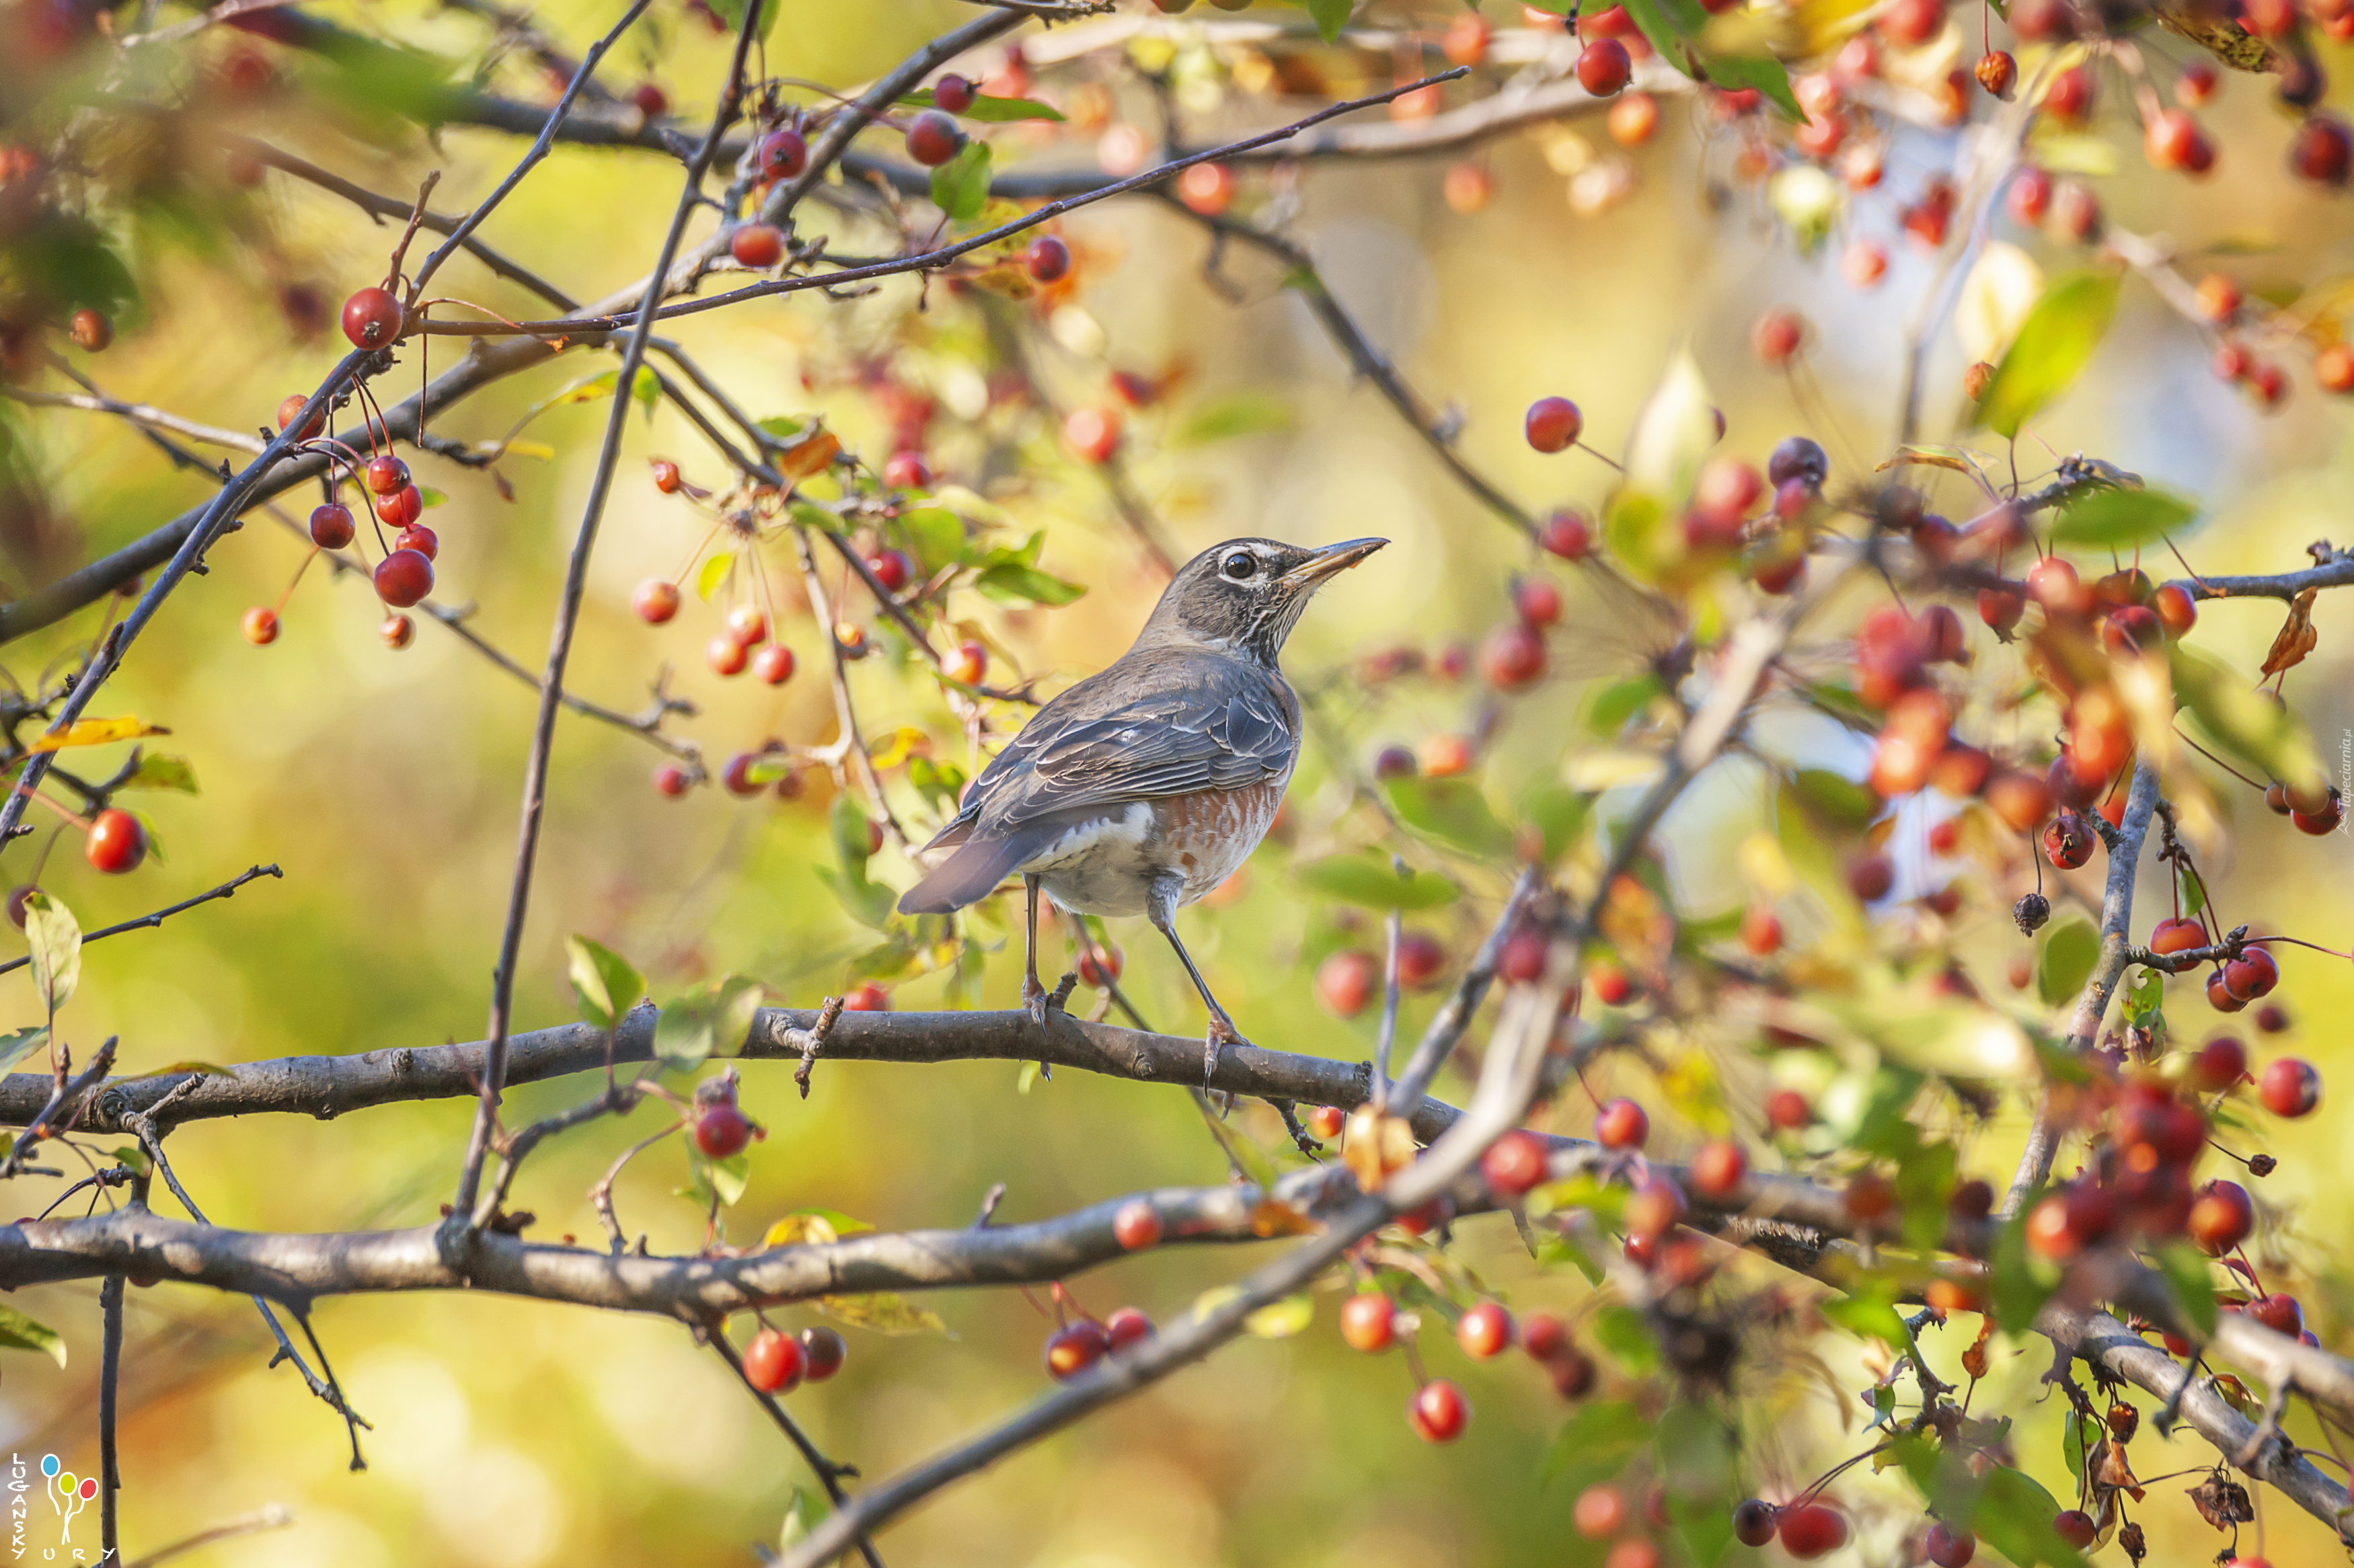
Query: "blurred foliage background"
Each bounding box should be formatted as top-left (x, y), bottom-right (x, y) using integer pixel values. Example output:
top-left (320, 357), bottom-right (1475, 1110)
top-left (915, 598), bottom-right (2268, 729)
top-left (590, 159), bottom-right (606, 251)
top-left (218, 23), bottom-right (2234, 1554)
top-left (3, 0), bottom-right (2353, 1563)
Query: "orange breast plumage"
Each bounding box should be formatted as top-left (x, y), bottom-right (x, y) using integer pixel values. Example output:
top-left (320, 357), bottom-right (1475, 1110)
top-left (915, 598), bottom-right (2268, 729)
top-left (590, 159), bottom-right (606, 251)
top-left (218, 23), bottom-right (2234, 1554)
top-left (1155, 781), bottom-right (1283, 904)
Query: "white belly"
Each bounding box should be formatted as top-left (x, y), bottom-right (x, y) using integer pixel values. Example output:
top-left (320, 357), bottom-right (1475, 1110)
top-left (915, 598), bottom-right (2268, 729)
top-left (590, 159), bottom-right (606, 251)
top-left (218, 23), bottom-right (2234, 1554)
top-left (1020, 803), bottom-right (1160, 918)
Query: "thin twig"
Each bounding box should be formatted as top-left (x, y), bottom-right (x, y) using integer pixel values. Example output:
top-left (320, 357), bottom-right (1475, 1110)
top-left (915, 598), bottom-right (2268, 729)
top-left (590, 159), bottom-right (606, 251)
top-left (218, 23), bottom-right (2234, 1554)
top-left (0, 865), bottom-right (282, 979)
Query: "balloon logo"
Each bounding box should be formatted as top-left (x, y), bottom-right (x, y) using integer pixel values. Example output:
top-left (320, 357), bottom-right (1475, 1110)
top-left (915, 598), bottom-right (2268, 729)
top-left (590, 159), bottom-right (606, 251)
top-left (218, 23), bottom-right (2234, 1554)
top-left (76, 1478), bottom-right (96, 1501)
top-left (52, 1472), bottom-right (74, 1498)
top-left (46, 1457), bottom-right (89, 1543)
top-left (38, 1454), bottom-right (57, 1478)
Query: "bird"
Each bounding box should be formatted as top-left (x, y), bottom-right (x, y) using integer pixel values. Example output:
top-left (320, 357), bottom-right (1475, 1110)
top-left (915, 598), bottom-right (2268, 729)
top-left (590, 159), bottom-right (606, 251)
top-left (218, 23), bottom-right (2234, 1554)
top-left (897, 535), bottom-right (1388, 1076)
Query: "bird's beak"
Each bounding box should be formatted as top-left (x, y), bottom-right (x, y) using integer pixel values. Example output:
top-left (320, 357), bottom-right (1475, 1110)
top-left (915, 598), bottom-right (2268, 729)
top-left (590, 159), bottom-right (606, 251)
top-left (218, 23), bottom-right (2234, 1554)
top-left (1281, 537), bottom-right (1388, 588)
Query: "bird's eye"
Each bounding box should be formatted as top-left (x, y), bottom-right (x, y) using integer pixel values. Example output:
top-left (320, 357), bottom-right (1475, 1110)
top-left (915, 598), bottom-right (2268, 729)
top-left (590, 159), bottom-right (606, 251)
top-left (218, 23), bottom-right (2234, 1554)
top-left (1221, 551), bottom-right (1257, 581)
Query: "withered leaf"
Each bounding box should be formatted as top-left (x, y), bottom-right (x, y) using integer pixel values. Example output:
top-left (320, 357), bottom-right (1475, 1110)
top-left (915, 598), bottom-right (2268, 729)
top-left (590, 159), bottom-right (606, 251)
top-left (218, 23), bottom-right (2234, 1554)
top-left (2260, 587), bottom-right (2319, 678)
top-left (2187, 1471), bottom-right (2254, 1528)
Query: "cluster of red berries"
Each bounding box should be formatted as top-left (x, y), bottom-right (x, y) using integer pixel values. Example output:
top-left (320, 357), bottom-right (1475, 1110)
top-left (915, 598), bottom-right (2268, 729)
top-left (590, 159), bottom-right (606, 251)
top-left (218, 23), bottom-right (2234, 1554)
top-left (743, 1322), bottom-right (848, 1395)
top-left (1569, 1483), bottom-right (1679, 1568)
top-left (1311, 933), bottom-right (1447, 1017)
top-left (258, 379), bottom-right (441, 648)
top-left (1042, 1302), bottom-right (1154, 1382)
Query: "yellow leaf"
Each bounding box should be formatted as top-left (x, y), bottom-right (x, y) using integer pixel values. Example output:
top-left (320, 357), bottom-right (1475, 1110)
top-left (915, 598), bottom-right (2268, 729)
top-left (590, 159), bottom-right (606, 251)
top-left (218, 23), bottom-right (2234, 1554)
top-left (503, 440), bottom-right (557, 461)
top-left (1249, 1198), bottom-right (1318, 1237)
top-left (28, 717), bottom-right (168, 752)
top-left (764, 1214), bottom-right (837, 1247)
top-left (814, 1292), bottom-right (946, 1335)
top-left (868, 728), bottom-right (932, 771)
top-left (1244, 1293), bottom-right (1315, 1339)
top-left (1737, 832), bottom-right (1796, 898)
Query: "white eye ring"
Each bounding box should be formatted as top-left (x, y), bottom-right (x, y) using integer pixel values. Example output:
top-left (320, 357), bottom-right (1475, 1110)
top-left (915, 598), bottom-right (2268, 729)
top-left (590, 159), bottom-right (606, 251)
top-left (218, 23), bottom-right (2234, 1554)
top-left (1221, 551), bottom-right (1257, 581)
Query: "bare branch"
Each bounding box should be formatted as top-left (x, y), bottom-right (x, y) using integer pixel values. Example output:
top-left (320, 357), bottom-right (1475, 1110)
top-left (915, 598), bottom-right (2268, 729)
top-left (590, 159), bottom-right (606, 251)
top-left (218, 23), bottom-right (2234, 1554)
top-left (0, 865), bottom-right (281, 980)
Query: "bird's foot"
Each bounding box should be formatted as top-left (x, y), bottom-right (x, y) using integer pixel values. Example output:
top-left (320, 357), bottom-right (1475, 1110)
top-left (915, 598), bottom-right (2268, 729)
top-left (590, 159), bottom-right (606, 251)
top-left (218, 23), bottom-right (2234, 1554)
top-left (1203, 1016), bottom-right (1250, 1089)
top-left (1023, 973), bottom-right (1078, 1029)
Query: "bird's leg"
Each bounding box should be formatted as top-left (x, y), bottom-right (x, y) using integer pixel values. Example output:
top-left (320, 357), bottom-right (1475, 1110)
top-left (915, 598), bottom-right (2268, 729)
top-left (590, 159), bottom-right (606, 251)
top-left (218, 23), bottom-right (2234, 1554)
top-left (1020, 875), bottom-right (1059, 1027)
top-left (1148, 875), bottom-right (1250, 1087)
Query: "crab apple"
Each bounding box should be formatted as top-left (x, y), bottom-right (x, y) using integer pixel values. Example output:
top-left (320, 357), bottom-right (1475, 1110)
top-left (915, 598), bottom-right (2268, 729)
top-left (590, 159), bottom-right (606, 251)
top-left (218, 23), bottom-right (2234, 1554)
top-left (1480, 623), bottom-right (1547, 691)
top-left (1408, 1380), bottom-right (1470, 1442)
top-left (373, 549), bottom-right (433, 607)
top-left (1307, 1105), bottom-right (1346, 1141)
top-left (943, 638), bottom-right (989, 687)
top-left (395, 524), bottom-right (438, 562)
top-left (724, 604), bottom-right (767, 647)
top-left (1025, 235), bottom-right (1071, 282)
top-left (1112, 1200), bottom-right (1162, 1251)
top-left (882, 449), bottom-right (931, 489)
top-left (1395, 931), bottom-right (1445, 988)
top-left (2249, 1292), bottom-right (2304, 1337)
top-left (341, 286), bottom-right (402, 348)
top-left (1595, 1097), bottom-right (1649, 1150)
top-left (629, 579), bottom-right (681, 625)
top-left (1622, 1178), bottom-right (1685, 1240)
top-left (377, 484), bottom-right (423, 528)
top-left (2179, 58), bottom-right (2218, 104)
top-left (366, 454), bottom-right (410, 495)
top-left (2256, 1003), bottom-right (2290, 1033)
top-left (1848, 853), bottom-right (1895, 902)
top-left (2208, 971), bottom-right (2248, 1013)
top-left (1752, 308), bottom-right (1805, 364)
top-left (2043, 64), bottom-right (2094, 122)
top-left (703, 634), bottom-right (749, 678)
top-left (1371, 745), bottom-right (1417, 782)
top-left (1687, 1139), bottom-right (1747, 1201)
top-left (928, 71), bottom-right (976, 114)
top-left (2043, 810), bottom-right (2096, 870)
top-left (1063, 406), bottom-right (1121, 463)
top-left (1339, 1292), bottom-right (1396, 1352)
top-left (1842, 238), bottom-right (1888, 287)
top-left (1977, 586), bottom-right (2024, 633)
top-left (241, 605), bottom-right (280, 645)
top-left (1975, 49), bottom-right (2014, 99)
top-left (80, 806), bottom-right (145, 875)
top-left (839, 980), bottom-right (889, 1012)
top-left (751, 645), bottom-right (797, 686)
top-left (1739, 904), bottom-right (1782, 955)
top-left (2222, 948), bottom-right (2278, 1001)
top-left (905, 109), bottom-right (964, 165)
top-left (1577, 38), bottom-right (1632, 95)
top-left (1539, 510), bottom-right (1594, 560)
top-left (2026, 555), bottom-right (2085, 615)
top-left (694, 1101), bottom-right (753, 1158)
top-left (1566, 1484), bottom-right (1627, 1540)
top-left (1457, 1302), bottom-right (1515, 1358)
top-left (2293, 789), bottom-right (2345, 834)
top-left (1442, 9), bottom-right (1491, 63)
top-left (2189, 1180), bottom-right (2254, 1253)
top-left (653, 764), bottom-right (690, 798)
top-left (1044, 1321), bottom-right (1109, 1381)
top-left (1925, 1522), bottom-right (1976, 1567)
top-left (730, 223), bottom-right (784, 268)
top-left (1846, 1169), bottom-right (1895, 1224)
top-left (2145, 108), bottom-right (2208, 171)
top-left (381, 613), bottom-right (414, 650)
top-left (1609, 89), bottom-right (1660, 145)
top-left (744, 1327), bottom-right (806, 1393)
top-left (2292, 115), bottom-right (2354, 186)
top-left (1731, 1499), bottom-right (1779, 1547)
top-left (1498, 929), bottom-right (1548, 983)
top-left (2261, 1057), bottom-right (2321, 1118)
top-left (1778, 1503), bottom-right (1850, 1559)
top-left (1104, 1306), bottom-right (1153, 1351)
top-left (799, 1326), bottom-right (847, 1382)
top-left (1318, 950), bottom-right (1379, 1018)
top-left (1074, 942), bottom-right (1123, 988)
top-left (1524, 395), bottom-right (1584, 453)
top-left (1520, 1312), bottom-right (1568, 1362)
top-left (2151, 582), bottom-right (2197, 635)
top-left (68, 307), bottom-right (112, 352)
top-left (1514, 577), bottom-right (1564, 629)
top-left (1176, 161), bottom-right (1236, 215)
top-left (2007, 165), bottom-right (2053, 225)
top-left (277, 395), bottom-right (324, 440)
top-left (1420, 732), bottom-right (1474, 777)
top-left (2049, 1510), bottom-right (2098, 1549)
top-left (1766, 1088), bottom-right (1812, 1130)
top-left (650, 459), bottom-right (683, 494)
top-left (2192, 1033), bottom-right (2247, 1089)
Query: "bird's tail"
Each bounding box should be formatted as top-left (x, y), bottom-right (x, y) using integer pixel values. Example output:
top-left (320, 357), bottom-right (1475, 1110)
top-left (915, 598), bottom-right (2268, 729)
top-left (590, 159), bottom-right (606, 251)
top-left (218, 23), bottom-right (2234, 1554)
top-left (896, 826), bottom-right (1029, 915)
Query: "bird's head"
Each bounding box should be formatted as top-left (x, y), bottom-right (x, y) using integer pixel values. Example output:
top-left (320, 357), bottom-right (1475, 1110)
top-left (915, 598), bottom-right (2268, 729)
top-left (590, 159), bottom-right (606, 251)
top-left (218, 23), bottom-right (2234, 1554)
top-left (1138, 537), bottom-right (1388, 665)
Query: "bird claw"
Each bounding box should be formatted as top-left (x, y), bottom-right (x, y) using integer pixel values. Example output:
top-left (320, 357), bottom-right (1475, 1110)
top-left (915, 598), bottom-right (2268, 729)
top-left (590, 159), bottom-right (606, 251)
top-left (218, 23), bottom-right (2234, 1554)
top-left (1024, 973), bottom-right (1077, 1029)
top-left (1203, 1018), bottom-right (1250, 1089)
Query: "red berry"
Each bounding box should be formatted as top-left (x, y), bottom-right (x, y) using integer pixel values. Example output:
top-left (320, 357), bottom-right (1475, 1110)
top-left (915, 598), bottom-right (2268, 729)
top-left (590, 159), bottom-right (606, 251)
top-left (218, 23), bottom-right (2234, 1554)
top-left (1026, 235), bottom-right (1071, 282)
top-left (2291, 114), bottom-right (2353, 186)
top-left (365, 455), bottom-right (410, 496)
top-left (1732, 1499), bottom-right (1779, 1547)
top-left (1408, 1379), bottom-right (1470, 1442)
top-left (1752, 308), bottom-right (1805, 364)
top-left (1075, 942), bottom-right (1123, 986)
top-left (751, 645), bottom-right (797, 686)
top-left (722, 752), bottom-right (767, 797)
top-left (1848, 853), bottom-right (1895, 902)
top-left (381, 613), bottom-right (414, 650)
top-left (1740, 904), bottom-right (1782, 955)
top-left (654, 764), bottom-right (690, 797)
top-left (650, 459), bottom-right (683, 494)
top-left (696, 1101), bottom-right (754, 1158)
top-left (944, 640), bottom-right (987, 686)
top-left (1395, 931), bottom-right (1445, 988)
top-left (933, 73), bottom-right (976, 113)
top-left (1112, 1200), bottom-right (1162, 1251)
top-left (1924, 1522), bottom-right (1975, 1567)
top-left (1307, 1105), bottom-right (1346, 1140)
top-left (341, 286), bottom-right (402, 348)
top-left (2150, 916), bottom-right (2205, 955)
top-left (1577, 38), bottom-right (1632, 96)
top-left (1525, 395), bottom-right (1584, 453)
top-left (2250, 1293), bottom-right (2304, 1337)
top-left (277, 395), bottom-right (324, 439)
top-left (744, 1327), bottom-right (806, 1393)
top-left (1498, 929), bottom-right (1548, 982)
top-left (2260, 1057), bottom-right (2320, 1118)
top-left (1689, 1139), bottom-right (1747, 1200)
top-left (242, 605), bottom-right (279, 645)
top-left (1457, 1301), bottom-right (1515, 1358)
top-left (866, 549), bottom-right (912, 593)
top-left (2027, 555), bottom-right (2084, 613)
top-left (1766, 1088), bottom-right (1812, 1130)
top-left (1521, 1312), bottom-right (1568, 1360)
top-left (731, 223), bottom-right (784, 268)
top-left (2222, 948), bottom-right (2278, 1001)
top-left (1574, 1484), bottom-right (1628, 1538)
top-left (1316, 949), bottom-right (1379, 1017)
top-left (882, 449), bottom-right (932, 489)
top-left (1480, 623), bottom-right (1547, 691)
top-left (1778, 1503), bottom-right (1850, 1559)
top-left (1540, 510), bottom-right (1593, 559)
top-left (1595, 1097), bottom-right (1649, 1150)
top-left (1481, 1129), bottom-right (1551, 1195)
top-left (1063, 407), bottom-right (1120, 463)
top-left (2189, 1180), bottom-right (2254, 1254)
top-left (1339, 1292), bottom-right (1396, 1352)
top-left (69, 307), bottom-right (112, 352)
top-left (632, 82), bottom-right (667, 117)
top-left (1042, 1321), bottom-right (1107, 1382)
top-left (395, 524), bottom-right (438, 562)
top-left (725, 605), bottom-right (768, 646)
top-left (843, 981), bottom-right (890, 1012)
top-left (799, 1326), bottom-right (846, 1381)
top-left (907, 110), bottom-right (965, 166)
top-left (376, 484), bottom-right (423, 528)
top-left (1104, 1306), bottom-right (1153, 1351)
top-left (758, 128), bottom-right (808, 180)
top-left (85, 809), bottom-right (146, 874)
top-left (708, 635), bottom-right (749, 677)
top-left (634, 579), bottom-right (681, 625)
top-left (1515, 578), bottom-right (1564, 628)
top-left (2052, 1510), bottom-right (2097, 1549)
top-left (373, 549), bottom-right (434, 608)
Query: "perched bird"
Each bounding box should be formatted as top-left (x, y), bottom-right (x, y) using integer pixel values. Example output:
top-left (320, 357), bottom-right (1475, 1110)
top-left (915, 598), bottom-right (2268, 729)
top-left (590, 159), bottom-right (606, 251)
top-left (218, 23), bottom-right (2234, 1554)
top-left (898, 536), bottom-right (1388, 1073)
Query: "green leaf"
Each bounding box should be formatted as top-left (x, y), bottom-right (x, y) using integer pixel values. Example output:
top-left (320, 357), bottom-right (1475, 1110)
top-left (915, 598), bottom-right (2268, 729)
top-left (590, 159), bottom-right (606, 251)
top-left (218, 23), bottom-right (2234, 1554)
top-left (1383, 775), bottom-right (1515, 860)
top-left (1975, 271), bottom-right (2122, 438)
top-left (897, 89), bottom-right (1065, 122)
top-left (1522, 784), bottom-right (1595, 862)
top-left (1172, 392), bottom-right (1293, 446)
top-left (929, 140), bottom-right (994, 225)
top-left (973, 561), bottom-right (1085, 608)
top-left (2051, 486), bottom-right (2199, 547)
top-left (2172, 644), bottom-right (2326, 791)
top-left (757, 414), bottom-right (804, 440)
top-left (683, 1149), bottom-right (751, 1208)
top-left (1705, 54), bottom-right (1805, 121)
top-left (0, 1027), bottom-right (47, 1074)
top-left (654, 975), bottom-right (765, 1073)
top-left (706, 0), bottom-right (780, 40)
top-left (1989, 1208), bottom-right (2061, 1335)
top-left (566, 935), bottom-right (643, 1030)
top-left (1294, 851), bottom-right (1461, 910)
top-left (0, 1303), bottom-right (65, 1366)
top-left (694, 551), bottom-right (734, 602)
top-left (1589, 675), bottom-right (1663, 736)
top-left (780, 1487), bottom-right (826, 1551)
top-left (1541, 1399), bottom-right (1648, 1487)
top-left (2153, 1242), bottom-right (2219, 1337)
top-left (813, 863), bottom-right (898, 930)
top-left (1624, 347), bottom-right (1718, 506)
top-left (120, 752), bottom-right (198, 793)
top-left (416, 487), bottom-right (447, 509)
top-left (2036, 918), bottom-right (2100, 1008)
top-left (2122, 965), bottom-right (2164, 1025)
top-left (22, 892), bottom-right (79, 1016)
top-left (1618, 0), bottom-right (1707, 65)
top-left (1973, 1466), bottom-right (2088, 1568)
top-left (898, 506), bottom-right (968, 574)
top-left (1893, 1140), bottom-right (1959, 1251)
top-left (1792, 767), bottom-right (1878, 828)
top-left (1299, 0), bottom-right (1355, 42)
top-left (1589, 1304), bottom-right (1660, 1373)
